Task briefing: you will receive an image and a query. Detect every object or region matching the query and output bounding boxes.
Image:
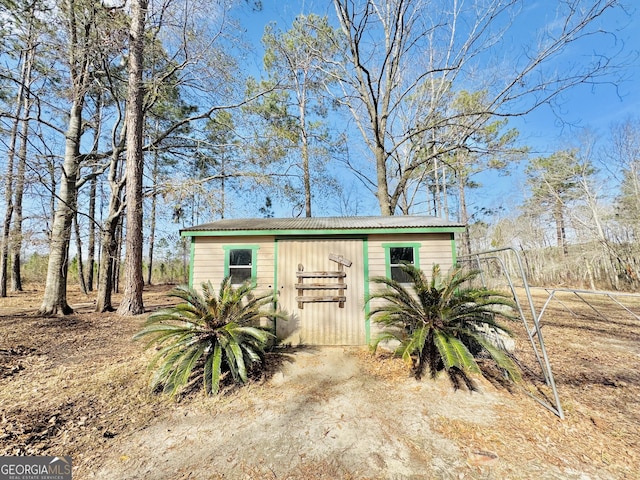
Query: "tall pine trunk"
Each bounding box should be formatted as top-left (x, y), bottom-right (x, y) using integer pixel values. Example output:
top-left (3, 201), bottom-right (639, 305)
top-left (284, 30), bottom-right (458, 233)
top-left (86, 96), bottom-right (102, 292)
top-left (95, 145), bottom-right (126, 312)
top-left (299, 90), bottom-right (312, 217)
top-left (458, 167), bottom-right (471, 257)
top-left (87, 174), bottom-right (97, 291)
top-left (2, 12), bottom-right (36, 297)
top-left (117, 0), bottom-right (148, 316)
top-left (146, 148), bottom-right (158, 285)
top-left (73, 214), bottom-right (87, 294)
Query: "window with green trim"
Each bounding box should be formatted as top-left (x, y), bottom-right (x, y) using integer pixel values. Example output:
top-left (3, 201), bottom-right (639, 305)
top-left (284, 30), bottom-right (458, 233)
top-left (383, 243), bottom-right (420, 283)
top-left (224, 246), bottom-right (259, 285)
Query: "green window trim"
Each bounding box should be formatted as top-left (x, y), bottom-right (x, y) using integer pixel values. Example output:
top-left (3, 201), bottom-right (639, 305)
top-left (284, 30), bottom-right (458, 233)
top-left (450, 233), bottom-right (458, 265)
top-left (223, 245), bottom-right (260, 286)
top-left (382, 242), bottom-right (421, 280)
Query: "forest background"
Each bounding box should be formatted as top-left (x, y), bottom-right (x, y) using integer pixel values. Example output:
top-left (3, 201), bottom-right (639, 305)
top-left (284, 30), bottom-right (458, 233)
top-left (1, 0), bottom-right (639, 316)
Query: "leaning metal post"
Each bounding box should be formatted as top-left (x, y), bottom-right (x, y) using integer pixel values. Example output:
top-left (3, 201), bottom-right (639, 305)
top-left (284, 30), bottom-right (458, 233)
top-left (459, 247), bottom-right (564, 419)
top-left (461, 255), bottom-right (546, 380)
top-left (607, 294), bottom-right (640, 321)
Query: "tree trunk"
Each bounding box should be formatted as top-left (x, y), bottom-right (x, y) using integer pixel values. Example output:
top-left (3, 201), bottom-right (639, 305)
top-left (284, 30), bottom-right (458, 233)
top-left (458, 169), bottom-right (471, 257)
top-left (0, 72), bottom-right (22, 297)
top-left (86, 95), bottom-right (103, 292)
top-left (117, 0), bottom-right (148, 316)
top-left (48, 159), bottom-right (56, 239)
top-left (95, 143), bottom-right (126, 311)
top-left (442, 165), bottom-right (449, 220)
top-left (0, 188), bottom-right (14, 298)
top-left (299, 90), bottom-right (312, 217)
top-left (10, 110), bottom-right (29, 293)
top-left (433, 158), bottom-right (441, 217)
top-left (73, 214), bottom-right (87, 294)
top-left (553, 200), bottom-right (568, 257)
top-left (146, 149), bottom-right (158, 286)
top-left (182, 237), bottom-right (188, 284)
top-left (375, 147), bottom-right (393, 215)
top-left (87, 174), bottom-right (97, 291)
top-left (39, 102), bottom-right (84, 315)
top-left (1, 13), bottom-right (37, 297)
top-left (96, 216), bottom-right (120, 312)
top-left (114, 218), bottom-right (123, 293)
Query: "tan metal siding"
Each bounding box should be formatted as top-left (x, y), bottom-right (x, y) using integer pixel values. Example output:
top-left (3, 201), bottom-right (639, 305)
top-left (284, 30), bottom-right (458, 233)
top-left (367, 233), bottom-right (454, 278)
top-left (276, 239), bottom-right (365, 345)
top-left (366, 233), bottom-right (456, 344)
top-left (191, 236), bottom-right (276, 297)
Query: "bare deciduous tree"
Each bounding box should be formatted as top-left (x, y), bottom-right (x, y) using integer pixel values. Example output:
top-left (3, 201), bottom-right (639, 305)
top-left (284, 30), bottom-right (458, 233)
top-left (331, 0), bottom-right (625, 216)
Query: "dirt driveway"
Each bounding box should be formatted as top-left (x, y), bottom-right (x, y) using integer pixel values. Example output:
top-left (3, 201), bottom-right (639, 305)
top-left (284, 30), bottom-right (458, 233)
top-left (91, 348), bottom-right (585, 480)
top-left (93, 348), bottom-right (453, 478)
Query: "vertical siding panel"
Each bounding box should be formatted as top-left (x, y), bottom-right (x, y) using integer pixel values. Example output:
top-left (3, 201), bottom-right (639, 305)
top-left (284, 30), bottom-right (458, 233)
top-left (277, 239), bottom-right (365, 345)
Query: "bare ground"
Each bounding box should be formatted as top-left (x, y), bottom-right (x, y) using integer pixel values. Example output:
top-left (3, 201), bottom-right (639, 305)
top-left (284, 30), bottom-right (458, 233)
top-left (1, 284), bottom-right (639, 479)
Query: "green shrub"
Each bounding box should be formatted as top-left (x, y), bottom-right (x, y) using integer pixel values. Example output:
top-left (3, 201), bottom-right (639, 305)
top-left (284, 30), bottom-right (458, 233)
top-left (134, 278), bottom-right (284, 396)
top-left (368, 264), bottom-right (521, 390)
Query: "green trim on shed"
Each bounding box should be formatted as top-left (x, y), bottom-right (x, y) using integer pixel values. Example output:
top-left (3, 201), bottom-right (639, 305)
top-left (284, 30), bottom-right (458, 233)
top-left (222, 244), bottom-right (260, 286)
top-left (273, 240), bottom-right (280, 338)
top-left (450, 233), bottom-right (458, 265)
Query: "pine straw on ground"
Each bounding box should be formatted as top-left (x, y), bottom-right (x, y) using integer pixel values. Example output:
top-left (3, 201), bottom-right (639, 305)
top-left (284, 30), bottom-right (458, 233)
top-left (430, 288), bottom-right (640, 479)
top-left (0, 285), bottom-right (176, 473)
top-left (0, 285), bottom-right (639, 479)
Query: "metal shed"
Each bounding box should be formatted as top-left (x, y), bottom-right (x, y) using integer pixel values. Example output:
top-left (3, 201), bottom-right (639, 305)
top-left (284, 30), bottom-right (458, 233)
top-left (181, 216), bottom-right (464, 346)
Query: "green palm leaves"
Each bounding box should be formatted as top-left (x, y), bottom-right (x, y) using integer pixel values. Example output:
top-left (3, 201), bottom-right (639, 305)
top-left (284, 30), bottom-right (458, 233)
top-left (134, 278), bottom-right (283, 396)
top-left (368, 264), bottom-right (521, 389)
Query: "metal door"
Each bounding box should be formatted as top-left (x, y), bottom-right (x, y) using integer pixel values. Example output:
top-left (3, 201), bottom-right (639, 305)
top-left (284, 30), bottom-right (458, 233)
top-left (276, 239), bottom-right (365, 345)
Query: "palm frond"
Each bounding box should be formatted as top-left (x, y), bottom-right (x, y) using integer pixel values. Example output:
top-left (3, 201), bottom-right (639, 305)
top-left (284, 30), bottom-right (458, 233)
top-left (206, 343), bottom-right (224, 394)
top-left (367, 263), bottom-right (521, 390)
top-left (434, 329), bottom-right (481, 374)
top-left (465, 331), bottom-right (522, 382)
top-left (134, 278), bottom-right (282, 397)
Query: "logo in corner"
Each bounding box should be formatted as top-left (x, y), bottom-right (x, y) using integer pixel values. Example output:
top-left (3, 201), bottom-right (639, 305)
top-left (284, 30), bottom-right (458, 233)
top-left (0, 455), bottom-right (72, 480)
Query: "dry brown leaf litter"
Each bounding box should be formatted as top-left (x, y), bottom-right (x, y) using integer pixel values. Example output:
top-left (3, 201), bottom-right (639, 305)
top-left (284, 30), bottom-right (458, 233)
top-left (0, 285), bottom-right (638, 479)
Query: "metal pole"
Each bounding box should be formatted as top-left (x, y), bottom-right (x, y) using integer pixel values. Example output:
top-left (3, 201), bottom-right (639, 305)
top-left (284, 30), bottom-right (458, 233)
top-left (459, 247), bottom-right (564, 419)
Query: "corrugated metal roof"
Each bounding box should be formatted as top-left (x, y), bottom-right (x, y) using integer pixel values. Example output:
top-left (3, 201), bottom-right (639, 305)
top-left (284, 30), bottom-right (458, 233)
top-left (181, 215), bottom-right (464, 233)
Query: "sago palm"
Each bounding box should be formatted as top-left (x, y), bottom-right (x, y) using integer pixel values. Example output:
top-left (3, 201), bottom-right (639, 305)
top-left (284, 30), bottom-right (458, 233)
top-left (134, 278), bottom-right (284, 396)
top-left (368, 264), bottom-right (521, 389)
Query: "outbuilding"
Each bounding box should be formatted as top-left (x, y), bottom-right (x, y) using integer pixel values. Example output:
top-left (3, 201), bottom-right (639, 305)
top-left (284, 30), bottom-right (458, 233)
top-left (181, 216), bottom-right (465, 346)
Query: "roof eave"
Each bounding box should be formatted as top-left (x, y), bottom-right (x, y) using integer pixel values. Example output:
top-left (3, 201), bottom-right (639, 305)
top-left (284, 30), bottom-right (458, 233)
top-left (181, 225), bottom-right (466, 237)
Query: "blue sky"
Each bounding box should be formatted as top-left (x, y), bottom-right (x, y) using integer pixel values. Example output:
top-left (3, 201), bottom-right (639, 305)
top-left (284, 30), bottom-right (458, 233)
top-left (235, 1), bottom-right (640, 219)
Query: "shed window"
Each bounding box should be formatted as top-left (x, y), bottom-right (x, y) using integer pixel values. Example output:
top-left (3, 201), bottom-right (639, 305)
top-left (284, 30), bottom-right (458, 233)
top-left (383, 243), bottom-right (421, 283)
top-left (224, 246), bottom-right (259, 285)
top-left (390, 247), bottom-right (414, 283)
